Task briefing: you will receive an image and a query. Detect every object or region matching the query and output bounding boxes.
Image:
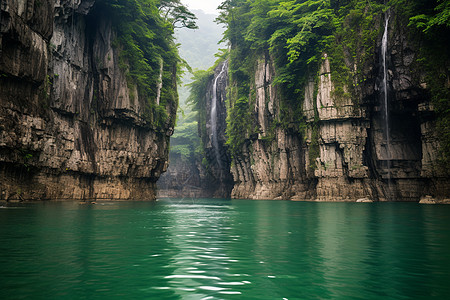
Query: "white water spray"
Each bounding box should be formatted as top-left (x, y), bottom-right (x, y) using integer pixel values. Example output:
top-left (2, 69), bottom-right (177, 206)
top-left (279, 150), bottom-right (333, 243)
top-left (382, 15), bottom-right (392, 197)
top-left (211, 61), bottom-right (227, 169)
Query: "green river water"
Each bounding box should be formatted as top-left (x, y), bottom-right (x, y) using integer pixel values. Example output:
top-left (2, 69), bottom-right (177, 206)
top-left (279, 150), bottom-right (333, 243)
top-left (1, 199), bottom-right (449, 299)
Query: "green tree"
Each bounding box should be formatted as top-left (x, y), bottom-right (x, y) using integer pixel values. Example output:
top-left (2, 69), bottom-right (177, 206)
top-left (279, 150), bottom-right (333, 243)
top-left (158, 0), bottom-right (198, 29)
top-left (96, 0), bottom-right (196, 128)
top-left (217, 0), bottom-right (449, 162)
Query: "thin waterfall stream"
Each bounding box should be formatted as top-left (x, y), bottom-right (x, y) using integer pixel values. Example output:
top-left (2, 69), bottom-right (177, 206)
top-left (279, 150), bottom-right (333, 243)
top-left (211, 62), bottom-right (227, 170)
top-left (382, 15), bottom-right (392, 198)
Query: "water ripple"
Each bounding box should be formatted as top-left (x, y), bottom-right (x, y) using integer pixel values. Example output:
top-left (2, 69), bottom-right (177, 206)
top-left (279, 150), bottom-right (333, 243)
top-left (1, 199), bottom-right (449, 299)
top-left (164, 275), bottom-right (222, 280)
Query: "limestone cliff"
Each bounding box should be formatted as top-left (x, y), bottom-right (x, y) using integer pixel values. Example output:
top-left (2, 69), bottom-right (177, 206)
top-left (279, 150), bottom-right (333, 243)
top-left (201, 60), bottom-right (233, 197)
top-left (0, 0), bottom-right (176, 201)
top-left (223, 12), bottom-right (449, 202)
top-left (230, 55), bottom-right (315, 200)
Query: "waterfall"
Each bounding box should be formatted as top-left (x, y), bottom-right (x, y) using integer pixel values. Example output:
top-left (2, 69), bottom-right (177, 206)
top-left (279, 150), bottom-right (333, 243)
top-left (382, 15), bottom-right (392, 197)
top-left (211, 62), bottom-right (227, 170)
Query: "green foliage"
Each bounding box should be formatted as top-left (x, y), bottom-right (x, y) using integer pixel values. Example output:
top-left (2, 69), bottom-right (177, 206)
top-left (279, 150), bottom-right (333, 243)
top-left (226, 95), bottom-right (252, 156)
top-left (187, 68), bottom-right (215, 141)
top-left (158, 0), bottom-right (198, 29)
top-left (168, 10), bottom-right (225, 162)
top-left (182, 54), bottom-right (240, 161)
top-left (218, 0), bottom-right (449, 165)
top-left (268, 0), bottom-right (334, 65)
top-left (328, 1), bottom-right (384, 102)
top-left (169, 109), bottom-right (202, 160)
top-left (18, 149), bottom-right (34, 172)
top-left (217, 0), bottom-right (337, 156)
top-left (187, 69), bottom-right (215, 111)
top-left (96, 0), bottom-right (196, 129)
top-left (407, 0), bottom-right (450, 34)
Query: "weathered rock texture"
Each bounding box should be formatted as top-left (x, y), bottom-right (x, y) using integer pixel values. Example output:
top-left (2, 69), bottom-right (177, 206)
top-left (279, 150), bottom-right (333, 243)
top-left (158, 60), bottom-right (233, 198)
top-left (201, 60), bottom-right (233, 197)
top-left (227, 16), bottom-right (449, 202)
top-left (231, 55), bottom-right (315, 200)
top-left (0, 0), bottom-right (175, 201)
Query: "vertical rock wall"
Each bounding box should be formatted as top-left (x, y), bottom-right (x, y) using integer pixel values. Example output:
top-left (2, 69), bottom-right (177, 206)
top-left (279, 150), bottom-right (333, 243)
top-left (227, 16), bottom-right (449, 202)
top-left (302, 55), bottom-right (373, 201)
top-left (0, 0), bottom-right (175, 201)
top-left (202, 60), bottom-right (233, 198)
top-left (231, 55), bottom-right (314, 200)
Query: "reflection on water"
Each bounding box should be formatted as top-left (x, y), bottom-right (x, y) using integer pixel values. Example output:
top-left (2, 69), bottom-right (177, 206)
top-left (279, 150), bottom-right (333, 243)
top-left (164, 203), bottom-right (241, 298)
top-left (0, 199), bottom-right (450, 299)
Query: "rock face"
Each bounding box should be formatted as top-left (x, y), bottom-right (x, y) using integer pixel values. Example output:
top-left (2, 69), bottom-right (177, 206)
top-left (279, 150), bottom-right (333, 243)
top-left (230, 56), bottom-right (314, 200)
top-left (226, 17), bottom-right (449, 202)
top-left (158, 61), bottom-right (233, 198)
top-left (0, 0), bottom-right (175, 201)
top-left (202, 60), bottom-right (233, 197)
top-left (157, 153), bottom-right (212, 198)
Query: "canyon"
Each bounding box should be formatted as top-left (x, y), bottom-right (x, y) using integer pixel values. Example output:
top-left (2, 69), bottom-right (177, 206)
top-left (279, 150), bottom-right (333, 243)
top-left (1, 1), bottom-right (448, 203)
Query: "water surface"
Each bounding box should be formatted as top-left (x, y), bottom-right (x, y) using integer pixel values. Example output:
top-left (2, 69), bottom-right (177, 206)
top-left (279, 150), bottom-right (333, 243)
top-left (1, 199), bottom-right (449, 299)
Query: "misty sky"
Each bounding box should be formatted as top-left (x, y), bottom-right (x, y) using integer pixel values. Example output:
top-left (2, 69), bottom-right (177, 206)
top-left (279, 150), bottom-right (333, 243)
top-left (181, 0), bottom-right (223, 15)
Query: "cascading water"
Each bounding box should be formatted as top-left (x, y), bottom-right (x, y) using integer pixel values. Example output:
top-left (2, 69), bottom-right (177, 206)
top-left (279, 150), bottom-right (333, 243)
top-left (211, 61), bottom-right (227, 170)
top-left (381, 15), bottom-right (392, 198)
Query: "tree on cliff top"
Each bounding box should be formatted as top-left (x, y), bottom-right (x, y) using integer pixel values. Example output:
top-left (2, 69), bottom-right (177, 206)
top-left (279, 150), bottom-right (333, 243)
top-left (97, 0), bottom-right (197, 128)
top-left (158, 0), bottom-right (198, 29)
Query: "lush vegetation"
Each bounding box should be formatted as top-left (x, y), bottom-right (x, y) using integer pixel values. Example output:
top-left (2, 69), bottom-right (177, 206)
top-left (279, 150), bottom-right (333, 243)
top-left (169, 109), bottom-right (202, 160)
top-left (216, 0), bottom-right (386, 157)
top-left (214, 0), bottom-right (384, 155)
top-left (95, 0), bottom-right (197, 129)
top-left (93, 0), bottom-right (449, 167)
top-left (168, 67), bottom-right (215, 160)
top-left (214, 0), bottom-right (449, 162)
top-left (185, 54), bottom-right (229, 159)
top-left (168, 10), bottom-right (225, 162)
